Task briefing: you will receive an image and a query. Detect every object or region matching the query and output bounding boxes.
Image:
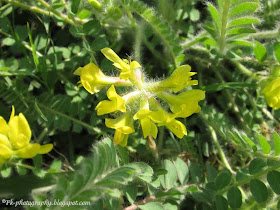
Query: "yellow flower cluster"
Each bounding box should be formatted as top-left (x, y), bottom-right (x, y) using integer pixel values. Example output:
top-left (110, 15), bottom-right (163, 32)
top-left (0, 106), bottom-right (53, 164)
top-left (75, 48), bottom-right (205, 146)
top-left (262, 77), bottom-right (280, 110)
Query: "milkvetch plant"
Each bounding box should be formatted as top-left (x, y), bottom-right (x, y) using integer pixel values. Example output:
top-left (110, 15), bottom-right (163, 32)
top-left (2, 0), bottom-right (280, 208)
top-left (0, 106), bottom-right (53, 165)
top-left (75, 48), bottom-right (205, 146)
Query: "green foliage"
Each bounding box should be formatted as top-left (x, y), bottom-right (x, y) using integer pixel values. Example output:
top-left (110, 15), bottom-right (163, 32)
top-left (205, 0), bottom-right (260, 54)
top-left (51, 138), bottom-right (152, 207)
top-left (121, 0), bottom-right (184, 67)
top-left (1, 0), bottom-right (280, 209)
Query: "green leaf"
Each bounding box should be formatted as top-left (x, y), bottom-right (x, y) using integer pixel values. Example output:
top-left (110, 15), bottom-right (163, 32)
top-left (236, 169), bottom-right (249, 182)
top-left (249, 158), bottom-right (266, 175)
top-left (155, 189), bottom-right (182, 198)
top-left (227, 40), bottom-right (253, 47)
top-left (0, 17), bottom-right (11, 33)
top-left (215, 195), bottom-right (228, 210)
top-left (2, 37), bottom-right (15, 46)
top-left (32, 169), bottom-right (46, 178)
top-left (69, 25), bottom-right (84, 37)
top-left (138, 202), bottom-right (165, 210)
top-left (185, 185), bottom-right (199, 192)
top-left (250, 179), bottom-right (268, 203)
top-left (49, 159), bottom-right (62, 173)
top-left (35, 99), bottom-right (48, 121)
top-left (33, 154), bottom-right (42, 168)
top-left (117, 145), bottom-right (129, 164)
top-left (125, 183), bottom-right (137, 204)
top-left (174, 157), bottom-right (189, 184)
top-left (273, 132), bottom-right (280, 156)
top-left (189, 162), bottom-right (202, 183)
top-left (229, 3), bottom-right (259, 17)
top-left (254, 41), bottom-right (267, 62)
top-left (127, 162), bottom-right (153, 182)
top-left (215, 170), bottom-right (232, 190)
top-left (267, 170), bottom-right (280, 195)
top-left (227, 27), bottom-right (256, 35)
top-left (83, 20), bottom-right (101, 36)
top-left (207, 3), bottom-right (220, 29)
top-left (227, 187), bottom-right (242, 208)
top-left (274, 43), bottom-right (280, 63)
top-left (27, 23), bottom-right (39, 68)
top-left (242, 135), bottom-right (257, 151)
top-left (77, 9), bottom-right (91, 19)
top-left (92, 36), bottom-right (109, 51)
top-left (206, 164), bottom-right (218, 182)
top-left (71, 0), bottom-right (80, 14)
top-left (69, 174), bottom-right (84, 197)
top-left (1, 166), bottom-right (12, 178)
top-left (228, 17), bottom-right (260, 28)
top-left (16, 162), bottom-right (27, 175)
top-left (159, 160), bottom-right (177, 190)
top-left (258, 134), bottom-right (271, 154)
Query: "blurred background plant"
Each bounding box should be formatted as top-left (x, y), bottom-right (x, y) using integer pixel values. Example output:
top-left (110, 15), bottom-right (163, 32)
top-left (0, 0), bottom-right (280, 209)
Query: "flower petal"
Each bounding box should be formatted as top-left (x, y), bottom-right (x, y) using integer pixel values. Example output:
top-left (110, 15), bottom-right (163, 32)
top-left (262, 77), bottom-right (280, 110)
top-left (101, 48), bottom-right (123, 64)
top-left (8, 114), bottom-right (31, 149)
top-left (0, 144), bottom-right (14, 159)
top-left (15, 143), bottom-right (41, 158)
top-left (0, 116), bottom-right (8, 136)
top-left (105, 114), bottom-right (135, 134)
top-left (165, 119), bottom-right (187, 138)
top-left (95, 85), bottom-right (126, 115)
top-left (38, 144), bottom-right (53, 154)
top-left (0, 134), bottom-right (11, 148)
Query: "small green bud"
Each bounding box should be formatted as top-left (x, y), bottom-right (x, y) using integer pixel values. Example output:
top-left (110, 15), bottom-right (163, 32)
top-left (88, 0), bottom-right (102, 11)
top-left (107, 7), bottom-right (123, 20)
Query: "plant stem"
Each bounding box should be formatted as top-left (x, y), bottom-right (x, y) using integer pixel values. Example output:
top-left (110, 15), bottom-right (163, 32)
top-left (233, 61), bottom-right (260, 80)
top-left (3, 0), bottom-right (54, 17)
top-left (249, 28), bottom-right (280, 39)
top-left (36, 0), bottom-right (74, 25)
top-left (182, 32), bottom-right (208, 49)
top-left (134, 21), bottom-right (144, 62)
top-left (4, 0), bottom-right (85, 25)
top-left (7, 161), bottom-right (35, 170)
top-left (217, 164), bottom-right (280, 195)
top-left (219, 0), bottom-right (231, 54)
top-left (208, 126), bottom-right (234, 173)
top-left (147, 135), bottom-right (159, 161)
top-left (37, 128), bottom-right (49, 143)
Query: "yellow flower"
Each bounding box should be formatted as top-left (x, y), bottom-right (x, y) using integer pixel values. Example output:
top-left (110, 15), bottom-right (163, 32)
top-left (101, 48), bottom-right (141, 80)
top-left (147, 65), bottom-right (198, 93)
top-left (133, 109), bottom-right (159, 138)
top-left (95, 85), bottom-right (126, 115)
top-left (74, 62), bottom-right (131, 94)
top-left (159, 89), bottom-right (205, 118)
top-left (262, 77), bottom-right (280, 110)
top-left (105, 113), bottom-right (135, 146)
top-left (155, 111), bottom-right (187, 138)
top-left (0, 106), bottom-right (53, 164)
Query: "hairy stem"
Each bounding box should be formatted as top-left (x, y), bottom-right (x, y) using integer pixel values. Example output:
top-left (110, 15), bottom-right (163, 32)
top-left (219, 0), bottom-right (231, 54)
top-left (208, 126), bottom-right (234, 173)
